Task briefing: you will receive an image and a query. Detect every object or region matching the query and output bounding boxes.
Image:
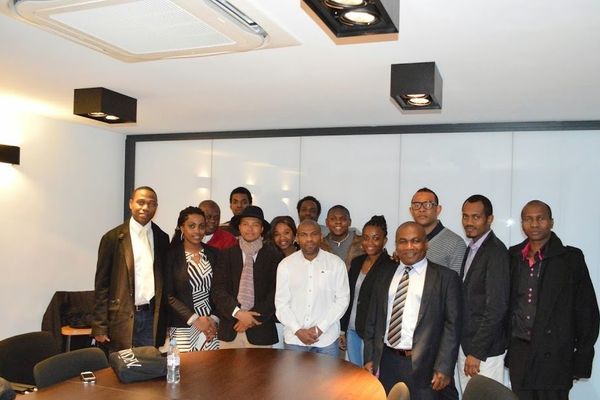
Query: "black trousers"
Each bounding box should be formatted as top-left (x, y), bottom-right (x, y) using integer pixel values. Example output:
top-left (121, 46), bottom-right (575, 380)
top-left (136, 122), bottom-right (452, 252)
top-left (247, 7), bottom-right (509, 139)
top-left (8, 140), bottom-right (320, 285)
top-left (379, 346), bottom-right (458, 400)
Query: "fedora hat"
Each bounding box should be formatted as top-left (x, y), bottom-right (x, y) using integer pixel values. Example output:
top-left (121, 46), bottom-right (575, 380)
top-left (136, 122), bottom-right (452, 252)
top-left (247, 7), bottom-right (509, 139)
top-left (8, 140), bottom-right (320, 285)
top-left (231, 205), bottom-right (271, 233)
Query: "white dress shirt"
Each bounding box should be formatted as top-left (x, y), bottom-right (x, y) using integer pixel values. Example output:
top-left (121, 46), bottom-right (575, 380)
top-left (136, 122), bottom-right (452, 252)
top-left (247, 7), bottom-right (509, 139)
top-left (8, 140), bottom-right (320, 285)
top-left (129, 217), bottom-right (155, 305)
top-left (275, 249), bottom-right (350, 347)
top-left (384, 257), bottom-right (428, 350)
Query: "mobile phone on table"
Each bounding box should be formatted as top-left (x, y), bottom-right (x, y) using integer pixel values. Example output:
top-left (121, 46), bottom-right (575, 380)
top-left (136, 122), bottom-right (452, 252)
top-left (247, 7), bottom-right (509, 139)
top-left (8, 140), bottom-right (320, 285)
top-left (80, 371), bottom-right (96, 383)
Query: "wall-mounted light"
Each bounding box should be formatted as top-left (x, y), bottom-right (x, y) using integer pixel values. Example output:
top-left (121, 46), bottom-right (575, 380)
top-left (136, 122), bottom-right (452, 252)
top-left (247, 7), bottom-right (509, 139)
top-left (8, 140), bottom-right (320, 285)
top-left (0, 144), bottom-right (20, 165)
top-left (390, 62), bottom-right (443, 110)
top-left (73, 87), bottom-right (137, 124)
top-left (303, 0), bottom-right (398, 37)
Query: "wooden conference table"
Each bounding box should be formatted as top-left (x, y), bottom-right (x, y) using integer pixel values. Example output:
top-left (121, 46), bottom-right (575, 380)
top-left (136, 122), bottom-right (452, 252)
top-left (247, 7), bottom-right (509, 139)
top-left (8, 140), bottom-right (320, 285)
top-left (27, 348), bottom-right (386, 400)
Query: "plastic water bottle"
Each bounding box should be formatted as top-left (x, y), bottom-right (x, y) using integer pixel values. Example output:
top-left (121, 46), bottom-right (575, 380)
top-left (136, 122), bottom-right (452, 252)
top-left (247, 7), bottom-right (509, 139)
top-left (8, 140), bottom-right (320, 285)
top-left (167, 337), bottom-right (180, 383)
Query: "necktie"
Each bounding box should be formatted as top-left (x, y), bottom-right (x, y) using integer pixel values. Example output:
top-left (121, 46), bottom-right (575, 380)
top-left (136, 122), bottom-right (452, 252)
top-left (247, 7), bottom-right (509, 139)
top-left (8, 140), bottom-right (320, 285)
top-left (387, 266), bottom-right (412, 348)
top-left (137, 227), bottom-right (155, 304)
top-left (237, 253), bottom-right (255, 311)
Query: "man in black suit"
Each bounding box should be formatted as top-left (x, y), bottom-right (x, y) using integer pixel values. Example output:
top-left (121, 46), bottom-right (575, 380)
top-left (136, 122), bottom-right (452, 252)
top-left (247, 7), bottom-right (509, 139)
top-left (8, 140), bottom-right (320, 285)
top-left (92, 186), bottom-right (169, 352)
top-left (211, 205), bottom-right (282, 348)
top-left (507, 200), bottom-right (599, 400)
top-left (363, 222), bottom-right (461, 400)
top-left (458, 194), bottom-right (509, 392)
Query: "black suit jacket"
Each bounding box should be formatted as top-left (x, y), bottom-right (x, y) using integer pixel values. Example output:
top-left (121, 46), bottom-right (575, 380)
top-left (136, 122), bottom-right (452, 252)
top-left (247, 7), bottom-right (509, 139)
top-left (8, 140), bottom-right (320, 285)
top-left (364, 259), bottom-right (462, 388)
top-left (341, 251), bottom-right (397, 338)
top-left (164, 243), bottom-right (219, 327)
top-left (91, 220), bottom-right (169, 352)
top-left (459, 230), bottom-right (510, 360)
top-left (210, 243), bottom-right (282, 345)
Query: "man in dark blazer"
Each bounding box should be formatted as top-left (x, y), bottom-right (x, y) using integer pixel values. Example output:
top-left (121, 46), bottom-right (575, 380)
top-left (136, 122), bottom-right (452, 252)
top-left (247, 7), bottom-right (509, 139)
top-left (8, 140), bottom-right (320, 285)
top-left (363, 222), bottom-right (461, 400)
top-left (211, 206), bottom-right (282, 348)
top-left (507, 200), bottom-right (599, 400)
top-left (91, 186), bottom-right (169, 352)
top-left (458, 195), bottom-right (509, 392)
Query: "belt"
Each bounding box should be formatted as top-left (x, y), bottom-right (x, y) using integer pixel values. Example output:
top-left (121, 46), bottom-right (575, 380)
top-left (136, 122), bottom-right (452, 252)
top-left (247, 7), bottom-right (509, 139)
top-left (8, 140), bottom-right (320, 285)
top-left (386, 346), bottom-right (412, 357)
top-left (134, 303), bottom-right (151, 312)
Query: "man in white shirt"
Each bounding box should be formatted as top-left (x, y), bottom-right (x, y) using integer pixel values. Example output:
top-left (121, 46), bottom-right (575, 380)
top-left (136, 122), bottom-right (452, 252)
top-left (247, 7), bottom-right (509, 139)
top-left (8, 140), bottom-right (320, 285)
top-left (275, 220), bottom-right (350, 357)
top-left (92, 186), bottom-right (169, 352)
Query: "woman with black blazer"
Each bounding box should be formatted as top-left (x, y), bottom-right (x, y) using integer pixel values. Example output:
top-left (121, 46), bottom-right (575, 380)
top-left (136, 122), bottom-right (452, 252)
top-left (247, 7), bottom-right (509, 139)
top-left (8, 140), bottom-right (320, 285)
top-left (165, 206), bottom-right (220, 351)
top-left (340, 215), bottom-right (397, 366)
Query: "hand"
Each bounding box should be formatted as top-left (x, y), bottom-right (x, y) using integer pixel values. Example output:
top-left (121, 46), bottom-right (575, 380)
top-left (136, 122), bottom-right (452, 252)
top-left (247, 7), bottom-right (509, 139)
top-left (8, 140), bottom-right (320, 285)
top-left (193, 316), bottom-right (218, 340)
top-left (94, 334), bottom-right (110, 343)
top-left (464, 355), bottom-right (481, 377)
top-left (363, 361), bottom-right (374, 374)
top-left (295, 328), bottom-right (319, 345)
top-left (234, 310), bottom-right (261, 332)
top-left (339, 334), bottom-right (347, 351)
top-left (431, 371), bottom-right (450, 391)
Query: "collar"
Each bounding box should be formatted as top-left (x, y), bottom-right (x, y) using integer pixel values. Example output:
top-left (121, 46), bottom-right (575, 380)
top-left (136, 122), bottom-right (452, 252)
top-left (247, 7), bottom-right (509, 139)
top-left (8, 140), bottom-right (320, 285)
top-left (129, 217), bottom-right (151, 236)
top-left (469, 230), bottom-right (492, 252)
top-left (521, 241), bottom-right (546, 267)
top-left (400, 257), bottom-right (427, 275)
top-left (427, 221), bottom-right (444, 241)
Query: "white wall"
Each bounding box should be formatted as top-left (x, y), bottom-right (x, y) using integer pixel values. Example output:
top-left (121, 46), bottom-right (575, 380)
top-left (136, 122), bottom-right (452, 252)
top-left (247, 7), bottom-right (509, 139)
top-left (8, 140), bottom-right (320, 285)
top-left (135, 130), bottom-right (600, 398)
top-left (0, 109), bottom-right (125, 340)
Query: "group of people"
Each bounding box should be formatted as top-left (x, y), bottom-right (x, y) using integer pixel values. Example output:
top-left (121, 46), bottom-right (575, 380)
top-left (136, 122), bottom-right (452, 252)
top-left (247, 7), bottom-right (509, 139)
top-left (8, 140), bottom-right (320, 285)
top-left (90, 185), bottom-right (599, 400)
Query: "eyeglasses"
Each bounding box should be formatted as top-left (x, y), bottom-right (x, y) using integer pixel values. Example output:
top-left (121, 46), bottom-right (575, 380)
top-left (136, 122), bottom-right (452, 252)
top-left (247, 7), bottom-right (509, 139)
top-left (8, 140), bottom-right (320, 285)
top-left (411, 201), bottom-right (437, 210)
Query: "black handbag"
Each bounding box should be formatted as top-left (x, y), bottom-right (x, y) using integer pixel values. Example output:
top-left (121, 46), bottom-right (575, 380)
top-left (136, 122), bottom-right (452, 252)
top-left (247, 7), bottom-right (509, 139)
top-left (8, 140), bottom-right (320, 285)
top-left (109, 346), bottom-right (167, 383)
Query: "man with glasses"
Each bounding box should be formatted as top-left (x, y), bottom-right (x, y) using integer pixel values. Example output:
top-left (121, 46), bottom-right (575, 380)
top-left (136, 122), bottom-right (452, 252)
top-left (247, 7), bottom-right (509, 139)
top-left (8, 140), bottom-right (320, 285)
top-left (506, 200), bottom-right (599, 400)
top-left (409, 188), bottom-right (466, 275)
top-left (408, 188), bottom-right (465, 400)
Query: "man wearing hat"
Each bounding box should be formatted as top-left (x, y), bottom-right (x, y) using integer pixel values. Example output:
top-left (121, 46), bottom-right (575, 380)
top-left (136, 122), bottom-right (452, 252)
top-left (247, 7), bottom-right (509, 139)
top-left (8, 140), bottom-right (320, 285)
top-left (211, 206), bottom-right (282, 348)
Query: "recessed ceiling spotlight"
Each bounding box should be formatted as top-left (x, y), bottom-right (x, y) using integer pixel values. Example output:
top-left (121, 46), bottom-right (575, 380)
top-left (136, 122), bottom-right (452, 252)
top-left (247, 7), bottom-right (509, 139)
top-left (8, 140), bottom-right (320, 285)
top-left (105, 115), bottom-right (120, 121)
top-left (405, 95), bottom-right (432, 106)
top-left (341, 10), bottom-right (379, 26)
top-left (324, 0), bottom-right (366, 8)
top-left (88, 112), bottom-right (107, 118)
top-left (303, 0), bottom-right (398, 38)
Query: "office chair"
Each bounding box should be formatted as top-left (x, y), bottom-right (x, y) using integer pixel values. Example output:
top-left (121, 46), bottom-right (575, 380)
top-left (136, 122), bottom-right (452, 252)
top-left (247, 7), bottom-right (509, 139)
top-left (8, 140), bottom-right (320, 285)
top-left (387, 381), bottom-right (410, 400)
top-left (34, 347), bottom-right (108, 389)
top-left (463, 375), bottom-right (518, 400)
top-left (0, 331), bottom-right (59, 386)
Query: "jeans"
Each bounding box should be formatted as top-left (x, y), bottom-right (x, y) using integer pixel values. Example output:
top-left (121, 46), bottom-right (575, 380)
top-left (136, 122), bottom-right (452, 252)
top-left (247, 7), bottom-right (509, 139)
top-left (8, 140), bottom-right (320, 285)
top-left (285, 338), bottom-right (340, 358)
top-left (346, 329), bottom-right (364, 367)
top-left (132, 308), bottom-right (154, 347)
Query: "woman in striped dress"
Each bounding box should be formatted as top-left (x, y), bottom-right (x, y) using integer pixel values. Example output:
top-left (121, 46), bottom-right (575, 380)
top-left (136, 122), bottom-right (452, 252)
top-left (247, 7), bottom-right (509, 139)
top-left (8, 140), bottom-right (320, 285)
top-left (165, 206), bottom-right (219, 351)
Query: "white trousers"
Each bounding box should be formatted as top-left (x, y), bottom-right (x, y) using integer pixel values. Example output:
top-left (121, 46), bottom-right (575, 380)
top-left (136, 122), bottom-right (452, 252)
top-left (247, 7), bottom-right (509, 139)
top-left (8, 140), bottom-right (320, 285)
top-left (457, 346), bottom-right (506, 393)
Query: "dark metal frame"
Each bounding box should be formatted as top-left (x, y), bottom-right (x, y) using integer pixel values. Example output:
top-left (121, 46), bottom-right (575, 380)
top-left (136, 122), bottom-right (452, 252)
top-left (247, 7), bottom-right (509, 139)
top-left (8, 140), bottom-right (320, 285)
top-left (123, 120), bottom-right (600, 218)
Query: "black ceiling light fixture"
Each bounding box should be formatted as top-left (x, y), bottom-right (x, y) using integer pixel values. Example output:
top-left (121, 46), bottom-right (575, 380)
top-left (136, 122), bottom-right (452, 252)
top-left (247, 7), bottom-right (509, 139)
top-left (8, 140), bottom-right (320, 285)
top-left (390, 62), bottom-right (443, 110)
top-left (0, 144), bottom-right (20, 165)
top-left (73, 87), bottom-right (137, 124)
top-left (303, 0), bottom-right (398, 37)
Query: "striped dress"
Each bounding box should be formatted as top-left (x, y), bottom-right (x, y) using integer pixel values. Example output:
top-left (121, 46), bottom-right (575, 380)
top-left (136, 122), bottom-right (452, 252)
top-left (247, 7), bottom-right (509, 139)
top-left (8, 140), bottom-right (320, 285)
top-left (169, 250), bottom-right (219, 352)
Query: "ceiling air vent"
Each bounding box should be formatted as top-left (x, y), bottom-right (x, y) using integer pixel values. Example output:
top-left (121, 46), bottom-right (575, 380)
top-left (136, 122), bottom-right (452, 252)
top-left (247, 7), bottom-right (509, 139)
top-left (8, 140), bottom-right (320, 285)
top-left (10, 0), bottom-right (298, 62)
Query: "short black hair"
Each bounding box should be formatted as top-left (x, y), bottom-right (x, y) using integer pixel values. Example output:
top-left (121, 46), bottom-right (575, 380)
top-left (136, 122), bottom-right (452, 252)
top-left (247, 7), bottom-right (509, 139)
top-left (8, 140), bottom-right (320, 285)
top-left (327, 205), bottom-right (350, 218)
top-left (229, 186), bottom-right (252, 204)
top-left (296, 196), bottom-right (322, 217)
top-left (131, 186), bottom-right (157, 199)
top-left (415, 187), bottom-right (439, 204)
top-left (463, 194), bottom-right (493, 217)
top-left (521, 200), bottom-right (553, 220)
